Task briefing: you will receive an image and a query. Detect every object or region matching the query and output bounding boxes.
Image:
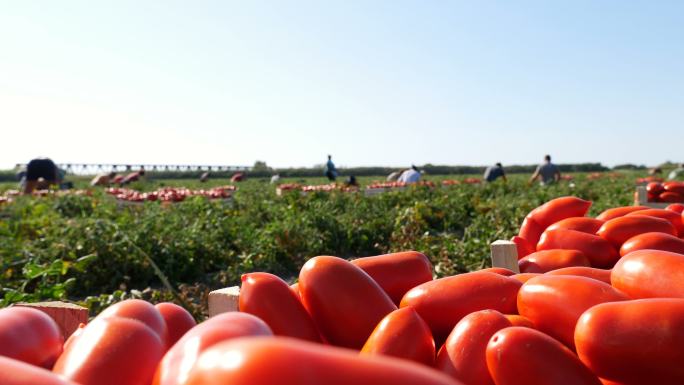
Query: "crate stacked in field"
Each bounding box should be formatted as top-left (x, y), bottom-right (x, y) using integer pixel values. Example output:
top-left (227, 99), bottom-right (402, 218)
top-left (5, 195), bottom-right (684, 383)
top-left (364, 180), bottom-right (435, 196)
top-left (275, 183), bottom-right (358, 196)
top-left (106, 185), bottom-right (236, 204)
top-left (634, 181), bottom-right (684, 209)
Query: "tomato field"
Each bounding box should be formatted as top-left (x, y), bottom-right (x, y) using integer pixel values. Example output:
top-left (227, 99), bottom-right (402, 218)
top-left (1, 173), bottom-right (635, 316)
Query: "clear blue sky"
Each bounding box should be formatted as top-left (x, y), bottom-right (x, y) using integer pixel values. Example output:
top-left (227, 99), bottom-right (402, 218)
top-left (1, 1), bottom-right (682, 169)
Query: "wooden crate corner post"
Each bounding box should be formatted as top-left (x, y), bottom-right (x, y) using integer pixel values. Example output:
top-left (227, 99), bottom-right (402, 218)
top-left (13, 301), bottom-right (88, 340)
top-left (208, 286), bottom-right (240, 317)
top-left (490, 240), bottom-right (520, 273)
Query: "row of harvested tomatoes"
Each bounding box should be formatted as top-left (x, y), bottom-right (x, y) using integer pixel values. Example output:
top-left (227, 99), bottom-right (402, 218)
top-left (4, 196), bottom-right (684, 384)
top-left (644, 181), bottom-right (684, 203)
top-left (105, 186), bottom-right (236, 203)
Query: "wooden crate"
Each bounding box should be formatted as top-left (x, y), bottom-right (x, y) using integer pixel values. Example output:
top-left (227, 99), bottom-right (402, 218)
top-left (634, 186), bottom-right (671, 209)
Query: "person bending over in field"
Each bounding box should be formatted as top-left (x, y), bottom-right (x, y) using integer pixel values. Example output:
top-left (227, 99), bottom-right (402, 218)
top-left (91, 172), bottom-right (117, 187)
top-left (398, 165), bottom-right (422, 184)
top-left (529, 155), bottom-right (560, 185)
top-left (484, 162), bottom-right (507, 183)
top-left (668, 163), bottom-right (684, 180)
top-left (22, 158), bottom-right (61, 194)
top-left (122, 169), bottom-right (145, 185)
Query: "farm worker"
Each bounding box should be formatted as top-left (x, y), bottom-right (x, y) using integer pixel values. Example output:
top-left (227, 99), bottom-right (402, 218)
top-left (529, 155), bottom-right (561, 185)
top-left (398, 165), bottom-right (421, 184)
top-left (345, 175), bottom-right (359, 187)
top-left (91, 172), bottom-right (117, 186)
top-left (325, 155), bottom-right (338, 181)
top-left (122, 169), bottom-right (145, 185)
top-left (270, 174), bottom-right (281, 184)
top-left (484, 163), bottom-right (507, 182)
top-left (22, 157), bottom-right (61, 194)
top-left (231, 172), bottom-right (245, 182)
top-left (200, 172), bottom-right (210, 182)
top-left (668, 163), bottom-right (684, 180)
top-left (387, 170), bottom-right (403, 182)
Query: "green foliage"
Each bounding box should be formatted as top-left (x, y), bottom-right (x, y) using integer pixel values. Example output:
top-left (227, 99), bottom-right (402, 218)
top-left (0, 173), bottom-right (639, 315)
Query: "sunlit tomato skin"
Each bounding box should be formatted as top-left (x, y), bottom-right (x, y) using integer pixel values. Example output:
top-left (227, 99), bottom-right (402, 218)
top-left (185, 337), bottom-right (463, 385)
top-left (647, 182), bottom-right (665, 195)
top-left (487, 327), bottom-right (601, 385)
top-left (0, 307), bottom-right (63, 368)
top-left (435, 310), bottom-right (512, 385)
top-left (290, 282), bottom-right (300, 298)
top-left (53, 317), bottom-right (164, 385)
top-left (625, 208), bottom-right (684, 236)
top-left (517, 275), bottom-right (628, 349)
top-left (361, 307), bottom-right (435, 366)
top-left (575, 299), bottom-right (684, 385)
top-left (545, 217), bottom-right (604, 234)
top-left (596, 206), bottom-right (648, 221)
top-left (63, 323), bottom-right (85, 352)
top-left (598, 215), bottom-right (676, 248)
top-left (518, 215), bottom-right (544, 247)
top-left (518, 249), bottom-right (590, 273)
top-left (537, 229), bottom-right (619, 268)
top-left (351, 251), bottom-right (433, 305)
top-left (240, 272), bottom-right (321, 342)
top-left (545, 266), bottom-right (612, 284)
top-left (153, 312), bottom-right (272, 385)
top-left (666, 203), bottom-right (684, 214)
top-left (96, 299), bottom-right (167, 344)
top-left (663, 182), bottom-right (684, 195)
top-left (477, 267), bottom-right (516, 276)
top-left (660, 191), bottom-right (684, 202)
top-left (299, 256), bottom-right (397, 349)
top-left (511, 273), bottom-right (541, 283)
top-left (0, 356), bottom-right (80, 385)
top-left (400, 272), bottom-right (521, 343)
top-left (527, 196), bottom-right (593, 229)
top-left (504, 314), bottom-right (534, 328)
top-left (155, 303), bottom-right (196, 349)
top-left (511, 236), bottom-right (535, 258)
top-left (611, 250), bottom-right (684, 299)
top-left (619, 232), bottom-right (684, 256)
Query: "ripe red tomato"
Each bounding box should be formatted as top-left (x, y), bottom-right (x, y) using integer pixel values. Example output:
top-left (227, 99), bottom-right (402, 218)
top-left (511, 236), bottom-right (535, 258)
top-left (537, 229), bottom-right (619, 268)
top-left (597, 215), bottom-right (677, 248)
top-left (647, 182), bottom-right (665, 195)
top-left (185, 337), bottom-right (462, 385)
top-left (619, 232), bottom-right (684, 256)
top-left (625, 209), bottom-right (683, 236)
top-left (545, 217), bottom-right (604, 234)
top-left (511, 273), bottom-right (541, 283)
top-left (290, 282), bottom-right (300, 298)
top-left (361, 307), bottom-right (435, 366)
top-left (400, 272), bottom-right (521, 343)
top-left (299, 256), bottom-right (397, 349)
top-left (0, 307), bottom-right (63, 368)
top-left (153, 312), bottom-right (272, 385)
top-left (517, 275), bottom-right (628, 349)
top-left (240, 272), bottom-right (321, 342)
top-left (595, 206), bottom-right (648, 221)
top-left (0, 356), bottom-right (79, 385)
top-left (545, 266), bottom-right (612, 284)
top-left (504, 314), bottom-right (534, 328)
top-left (663, 182), bottom-right (684, 195)
top-left (477, 267), bottom-right (516, 276)
top-left (612, 249), bottom-right (684, 299)
top-left (53, 316), bottom-right (164, 385)
top-left (435, 310), bottom-right (512, 385)
top-left (527, 196), bottom-right (592, 229)
top-left (96, 299), bottom-right (167, 344)
top-left (518, 215), bottom-right (545, 249)
top-left (487, 327), bottom-right (601, 385)
top-left (154, 303), bottom-right (196, 349)
top-left (518, 249), bottom-right (590, 273)
top-left (575, 299), bottom-right (684, 385)
top-left (660, 191), bottom-right (684, 203)
top-left (666, 203), bottom-right (684, 214)
top-left (351, 251), bottom-right (433, 305)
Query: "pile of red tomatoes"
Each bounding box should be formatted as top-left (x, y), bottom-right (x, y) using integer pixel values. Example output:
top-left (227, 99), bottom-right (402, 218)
top-left (643, 181), bottom-right (684, 203)
top-left (4, 196), bottom-right (684, 384)
top-left (105, 186), bottom-right (236, 203)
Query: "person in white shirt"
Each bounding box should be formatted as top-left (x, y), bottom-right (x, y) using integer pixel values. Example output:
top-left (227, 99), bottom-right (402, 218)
top-left (398, 165), bottom-right (421, 184)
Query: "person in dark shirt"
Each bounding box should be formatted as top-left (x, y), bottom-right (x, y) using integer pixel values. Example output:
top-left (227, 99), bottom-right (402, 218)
top-left (484, 163), bottom-right (507, 182)
top-left (22, 158), bottom-right (60, 194)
